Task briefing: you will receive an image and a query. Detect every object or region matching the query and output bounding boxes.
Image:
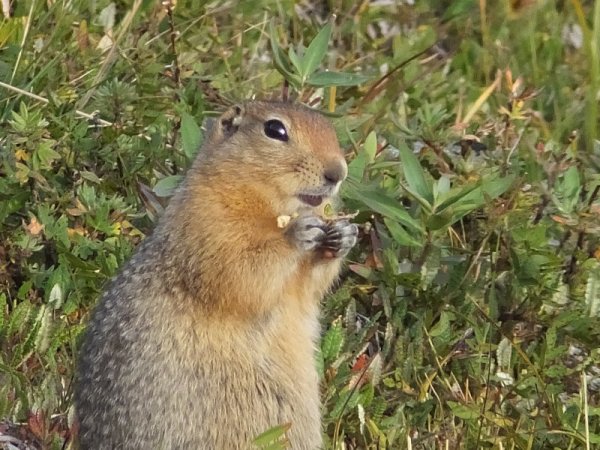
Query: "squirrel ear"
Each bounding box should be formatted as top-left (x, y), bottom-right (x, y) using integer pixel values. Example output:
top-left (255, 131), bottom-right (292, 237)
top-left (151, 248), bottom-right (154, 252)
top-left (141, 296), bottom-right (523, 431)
top-left (218, 105), bottom-right (244, 139)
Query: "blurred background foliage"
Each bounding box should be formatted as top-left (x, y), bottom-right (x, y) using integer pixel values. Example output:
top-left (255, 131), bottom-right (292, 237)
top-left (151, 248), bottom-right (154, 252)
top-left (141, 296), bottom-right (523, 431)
top-left (1, 0), bottom-right (600, 448)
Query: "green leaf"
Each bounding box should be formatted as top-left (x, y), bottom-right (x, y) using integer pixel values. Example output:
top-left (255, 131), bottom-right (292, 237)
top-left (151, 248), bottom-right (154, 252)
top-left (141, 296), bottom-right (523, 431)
top-left (48, 284), bottom-right (63, 310)
top-left (343, 182), bottom-right (423, 233)
top-left (307, 71), bottom-right (371, 87)
top-left (153, 175), bottom-right (184, 198)
top-left (429, 311), bottom-right (451, 337)
top-left (346, 131), bottom-right (377, 181)
top-left (348, 150), bottom-right (369, 181)
top-left (447, 401), bottom-right (480, 420)
top-left (434, 182), bottom-right (481, 213)
top-left (399, 143), bottom-right (433, 205)
top-left (363, 131), bottom-right (377, 164)
top-left (433, 175), bottom-right (451, 200)
top-left (300, 20), bottom-right (332, 81)
top-left (269, 21), bottom-right (296, 80)
top-left (587, 433), bottom-right (600, 444)
top-left (252, 424), bottom-right (290, 449)
top-left (555, 166), bottom-right (581, 212)
top-left (425, 211), bottom-right (453, 231)
top-left (80, 170), bottom-right (102, 184)
top-left (383, 217), bottom-right (423, 248)
top-left (436, 174), bottom-right (515, 224)
top-left (7, 300), bottom-right (32, 337)
top-left (34, 141), bottom-right (61, 170)
top-left (288, 47), bottom-right (302, 74)
top-left (180, 112), bottom-right (203, 160)
top-left (321, 320), bottom-right (344, 362)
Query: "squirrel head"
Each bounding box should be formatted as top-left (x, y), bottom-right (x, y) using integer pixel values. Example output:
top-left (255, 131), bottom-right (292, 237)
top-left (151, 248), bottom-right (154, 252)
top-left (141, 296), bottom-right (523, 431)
top-left (197, 101), bottom-right (347, 216)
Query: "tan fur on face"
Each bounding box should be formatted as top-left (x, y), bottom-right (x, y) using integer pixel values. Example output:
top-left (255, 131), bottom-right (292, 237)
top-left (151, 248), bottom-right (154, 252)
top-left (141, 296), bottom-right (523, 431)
top-left (74, 101), bottom-right (350, 450)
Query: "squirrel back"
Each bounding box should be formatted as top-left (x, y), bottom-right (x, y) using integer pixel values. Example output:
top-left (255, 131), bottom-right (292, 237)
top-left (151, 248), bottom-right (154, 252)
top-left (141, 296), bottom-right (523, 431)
top-left (74, 101), bottom-right (358, 449)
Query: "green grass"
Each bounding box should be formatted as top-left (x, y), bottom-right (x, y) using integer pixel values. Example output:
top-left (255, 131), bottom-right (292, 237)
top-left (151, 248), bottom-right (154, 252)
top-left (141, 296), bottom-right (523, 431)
top-left (1, 0), bottom-right (600, 449)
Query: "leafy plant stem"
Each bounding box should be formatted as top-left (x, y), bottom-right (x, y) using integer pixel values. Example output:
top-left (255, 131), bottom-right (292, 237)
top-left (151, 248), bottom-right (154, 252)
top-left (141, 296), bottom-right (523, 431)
top-left (77, 0), bottom-right (144, 110)
top-left (0, 81), bottom-right (113, 126)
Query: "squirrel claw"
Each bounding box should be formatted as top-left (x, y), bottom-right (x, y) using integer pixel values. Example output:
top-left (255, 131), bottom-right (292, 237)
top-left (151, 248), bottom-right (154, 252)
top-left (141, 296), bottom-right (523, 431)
top-left (287, 215), bottom-right (328, 252)
top-left (287, 216), bottom-right (358, 258)
top-left (321, 219), bottom-right (358, 258)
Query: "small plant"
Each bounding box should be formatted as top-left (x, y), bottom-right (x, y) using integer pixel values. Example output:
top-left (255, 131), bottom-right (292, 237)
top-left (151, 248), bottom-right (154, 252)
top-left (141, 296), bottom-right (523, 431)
top-left (269, 17), bottom-right (370, 92)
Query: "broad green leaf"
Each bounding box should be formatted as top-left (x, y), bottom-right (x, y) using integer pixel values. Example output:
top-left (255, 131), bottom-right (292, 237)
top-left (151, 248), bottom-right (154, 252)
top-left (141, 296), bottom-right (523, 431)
top-left (363, 131), bottom-right (377, 164)
top-left (434, 182), bottom-right (481, 213)
top-left (268, 21), bottom-right (296, 81)
top-left (252, 424), bottom-right (290, 448)
top-left (48, 284), bottom-right (63, 310)
top-left (7, 300), bottom-right (32, 337)
top-left (80, 171), bottom-right (101, 184)
top-left (330, 388), bottom-right (361, 418)
top-left (17, 305), bottom-right (51, 365)
top-left (434, 175), bottom-right (451, 199)
top-left (343, 182), bottom-right (423, 233)
top-left (399, 181), bottom-right (433, 213)
top-left (399, 143), bottom-right (433, 205)
top-left (34, 141), bottom-right (61, 170)
top-left (429, 313), bottom-right (451, 339)
top-left (447, 401), bottom-right (480, 420)
top-left (300, 20), bottom-right (332, 80)
top-left (180, 112), bottom-right (203, 160)
top-left (383, 218), bottom-right (423, 247)
top-left (561, 166), bottom-right (580, 195)
top-left (555, 166), bottom-right (581, 212)
top-left (436, 174), bottom-right (515, 223)
top-left (288, 47), bottom-right (302, 74)
top-left (307, 71), bottom-right (371, 87)
top-left (153, 175), bottom-right (184, 198)
top-left (425, 211), bottom-right (453, 231)
top-left (347, 151), bottom-right (369, 180)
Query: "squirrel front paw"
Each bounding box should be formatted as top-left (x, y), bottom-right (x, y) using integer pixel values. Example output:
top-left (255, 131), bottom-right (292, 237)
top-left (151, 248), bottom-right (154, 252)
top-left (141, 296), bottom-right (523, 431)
top-left (320, 219), bottom-right (358, 259)
top-left (287, 215), bottom-right (328, 252)
top-left (287, 216), bottom-right (358, 258)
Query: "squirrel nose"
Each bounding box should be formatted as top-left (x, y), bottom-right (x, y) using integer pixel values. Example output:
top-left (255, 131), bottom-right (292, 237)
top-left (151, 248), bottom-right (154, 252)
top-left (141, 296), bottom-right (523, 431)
top-left (323, 162), bottom-right (347, 185)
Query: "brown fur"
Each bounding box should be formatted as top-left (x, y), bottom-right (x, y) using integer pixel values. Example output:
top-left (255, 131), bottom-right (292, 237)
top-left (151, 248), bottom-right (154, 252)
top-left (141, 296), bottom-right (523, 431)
top-left (74, 101), bottom-right (353, 449)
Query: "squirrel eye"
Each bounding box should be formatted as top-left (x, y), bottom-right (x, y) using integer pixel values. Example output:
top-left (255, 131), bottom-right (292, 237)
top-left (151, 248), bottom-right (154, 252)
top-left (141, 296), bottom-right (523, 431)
top-left (263, 119), bottom-right (289, 142)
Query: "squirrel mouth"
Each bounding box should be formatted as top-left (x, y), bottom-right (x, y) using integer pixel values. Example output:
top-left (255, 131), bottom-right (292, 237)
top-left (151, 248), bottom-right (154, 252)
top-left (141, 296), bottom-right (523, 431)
top-left (298, 194), bottom-right (324, 207)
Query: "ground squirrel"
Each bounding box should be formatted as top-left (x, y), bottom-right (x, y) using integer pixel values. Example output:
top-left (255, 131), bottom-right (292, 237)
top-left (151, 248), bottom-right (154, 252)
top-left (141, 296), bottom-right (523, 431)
top-left (74, 101), bottom-right (358, 449)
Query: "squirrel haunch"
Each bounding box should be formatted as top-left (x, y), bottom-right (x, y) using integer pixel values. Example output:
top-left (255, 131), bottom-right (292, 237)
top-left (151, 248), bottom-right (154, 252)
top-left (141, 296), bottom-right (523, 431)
top-left (74, 101), bottom-right (358, 449)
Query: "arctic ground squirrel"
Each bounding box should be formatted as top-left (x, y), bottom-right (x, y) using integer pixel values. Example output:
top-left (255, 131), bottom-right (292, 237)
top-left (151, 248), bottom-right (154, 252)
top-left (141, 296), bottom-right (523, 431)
top-left (74, 101), bottom-right (358, 449)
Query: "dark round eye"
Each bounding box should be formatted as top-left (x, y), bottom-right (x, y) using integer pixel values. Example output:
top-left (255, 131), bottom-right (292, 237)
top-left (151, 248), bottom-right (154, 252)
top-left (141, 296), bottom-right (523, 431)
top-left (263, 119), bottom-right (289, 142)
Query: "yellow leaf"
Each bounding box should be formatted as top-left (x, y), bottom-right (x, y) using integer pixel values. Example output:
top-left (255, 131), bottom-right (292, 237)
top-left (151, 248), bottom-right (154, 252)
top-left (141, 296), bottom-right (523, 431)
top-left (25, 217), bottom-right (44, 236)
top-left (15, 148), bottom-right (29, 161)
